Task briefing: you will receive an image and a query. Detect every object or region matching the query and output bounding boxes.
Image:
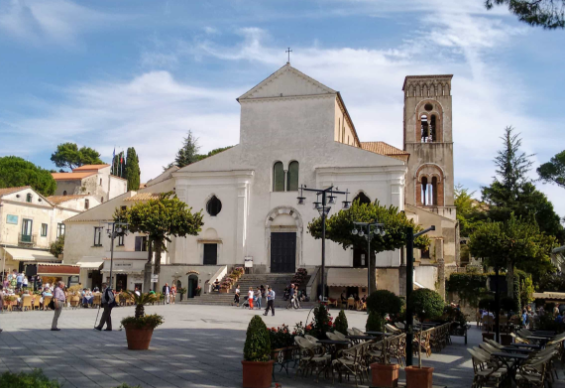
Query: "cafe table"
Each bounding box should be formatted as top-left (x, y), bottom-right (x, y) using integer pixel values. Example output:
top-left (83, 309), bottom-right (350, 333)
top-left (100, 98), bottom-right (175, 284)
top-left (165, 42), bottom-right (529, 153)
top-left (500, 346), bottom-right (533, 354)
top-left (492, 352), bottom-right (530, 386)
top-left (509, 343), bottom-right (542, 350)
top-left (527, 336), bottom-right (550, 346)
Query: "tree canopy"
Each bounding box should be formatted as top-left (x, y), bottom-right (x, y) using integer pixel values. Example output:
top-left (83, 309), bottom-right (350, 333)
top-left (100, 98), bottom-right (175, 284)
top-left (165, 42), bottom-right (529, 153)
top-left (117, 192), bottom-right (203, 290)
top-left (175, 130), bottom-right (200, 168)
top-left (50, 143), bottom-right (103, 171)
top-left (308, 199), bottom-right (430, 293)
top-left (454, 184), bottom-right (483, 237)
top-left (124, 147), bottom-right (141, 191)
top-left (485, 0), bottom-right (565, 29)
top-left (538, 150), bottom-right (565, 189)
top-left (0, 156), bottom-right (57, 196)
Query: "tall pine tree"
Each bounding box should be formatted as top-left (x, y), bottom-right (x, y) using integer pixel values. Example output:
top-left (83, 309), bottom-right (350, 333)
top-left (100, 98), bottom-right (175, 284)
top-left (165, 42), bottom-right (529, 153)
top-left (125, 147), bottom-right (141, 191)
top-left (174, 130), bottom-right (200, 168)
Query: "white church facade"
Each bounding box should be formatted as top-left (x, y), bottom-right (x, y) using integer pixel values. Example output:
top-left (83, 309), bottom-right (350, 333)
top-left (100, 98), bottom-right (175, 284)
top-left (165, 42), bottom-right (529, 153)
top-left (63, 63), bottom-right (458, 298)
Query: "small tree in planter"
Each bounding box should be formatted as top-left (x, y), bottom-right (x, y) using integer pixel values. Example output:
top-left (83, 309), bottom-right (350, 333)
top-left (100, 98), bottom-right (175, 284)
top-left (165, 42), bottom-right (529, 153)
top-left (366, 290), bottom-right (403, 387)
top-left (242, 315), bottom-right (273, 388)
top-left (334, 310), bottom-right (348, 335)
top-left (406, 288), bottom-right (444, 388)
top-left (178, 287), bottom-right (187, 301)
top-left (121, 292), bottom-right (163, 350)
top-left (309, 304), bottom-right (333, 339)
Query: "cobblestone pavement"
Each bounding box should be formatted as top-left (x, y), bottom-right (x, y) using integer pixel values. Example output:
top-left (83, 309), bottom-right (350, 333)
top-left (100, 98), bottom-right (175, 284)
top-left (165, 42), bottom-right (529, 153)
top-left (0, 304), bottom-right (479, 388)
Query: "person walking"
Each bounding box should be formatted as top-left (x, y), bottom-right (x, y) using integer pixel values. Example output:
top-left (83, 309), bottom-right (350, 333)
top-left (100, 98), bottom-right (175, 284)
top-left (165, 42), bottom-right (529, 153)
top-left (234, 285), bottom-right (240, 307)
top-left (248, 287), bottom-right (254, 310)
top-left (170, 284), bottom-right (177, 304)
top-left (162, 283), bottom-right (171, 304)
top-left (95, 283), bottom-right (116, 332)
top-left (286, 284), bottom-right (298, 309)
top-left (51, 281), bottom-right (66, 331)
top-left (22, 275), bottom-right (29, 290)
top-left (255, 287), bottom-right (262, 310)
top-left (16, 272), bottom-right (23, 291)
top-left (264, 286), bottom-right (275, 317)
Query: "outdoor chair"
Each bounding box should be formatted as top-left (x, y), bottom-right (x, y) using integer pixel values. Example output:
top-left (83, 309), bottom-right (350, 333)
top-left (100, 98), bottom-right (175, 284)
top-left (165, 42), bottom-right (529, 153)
top-left (347, 298), bottom-right (355, 310)
top-left (468, 348), bottom-right (507, 388)
top-left (515, 353), bottom-right (553, 388)
top-left (327, 332), bottom-right (341, 341)
top-left (21, 295), bottom-right (32, 312)
top-left (385, 323), bottom-right (402, 333)
top-left (394, 322), bottom-right (405, 330)
top-left (366, 339), bottom-right (384, 364)
top-left (352, 327), bottom-right (365, 336)
top-left (295, 336), bottom-right (331, 382)
top-left (333, 331), bottom-right (347, 341)
top-left (33, 297), bottom-right (40, 310)
top-left (482, 316), bottom-right (494, 332)
top-left (304, 335), bottom-right (320, 347)
top-left (92, 293), bottom-right (101, 307)
top-left (43, 296), bottom-right (52, 310)
top-left (332, 344), bottom-right (367, 387)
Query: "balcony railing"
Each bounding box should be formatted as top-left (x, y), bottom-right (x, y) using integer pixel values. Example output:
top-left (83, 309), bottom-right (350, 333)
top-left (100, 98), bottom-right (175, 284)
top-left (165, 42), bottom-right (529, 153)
top-left (18, 233), bottom-right (37, 247)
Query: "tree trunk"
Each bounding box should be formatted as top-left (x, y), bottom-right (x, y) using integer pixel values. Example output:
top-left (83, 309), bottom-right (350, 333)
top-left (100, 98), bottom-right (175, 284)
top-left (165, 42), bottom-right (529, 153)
top-left (369, 249), bottom-right (377, 294)
top-left (506, 261), bottom-right (514, 298)
top-left (154, 240), bottom-right (162, 275)
top-left (143, 239), bottom-right (153, 293)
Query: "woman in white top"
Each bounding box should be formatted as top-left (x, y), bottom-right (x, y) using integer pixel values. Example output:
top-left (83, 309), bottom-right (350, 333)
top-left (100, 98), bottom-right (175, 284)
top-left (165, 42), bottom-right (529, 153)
top-left (248, 287), bottom-right (254, 310)
top-left (234, 285), bottom-right (240, 307)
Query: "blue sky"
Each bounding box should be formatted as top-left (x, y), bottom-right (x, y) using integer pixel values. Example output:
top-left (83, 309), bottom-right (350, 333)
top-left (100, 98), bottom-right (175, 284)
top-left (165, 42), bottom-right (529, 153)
top-left (0, 0), bottom-right (564, 216)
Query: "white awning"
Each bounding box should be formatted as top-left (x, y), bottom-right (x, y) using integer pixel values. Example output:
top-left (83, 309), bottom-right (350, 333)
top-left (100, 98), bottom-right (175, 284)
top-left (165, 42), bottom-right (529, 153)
top-left (76, 257), bottom-right (104, 270)
top-left (327, 268), bottom-right (368, 288)
top-left (101, 259), bottom-right (146, 275)
top-left (2, 247), bottom-right (59, 262)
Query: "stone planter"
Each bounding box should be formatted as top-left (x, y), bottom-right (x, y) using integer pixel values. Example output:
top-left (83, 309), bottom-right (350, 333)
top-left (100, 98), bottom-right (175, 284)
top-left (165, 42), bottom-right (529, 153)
top-left (242, 360), bottom-right (274, 388)
top-left (405, 366), bottom-right (433, 388)
top-left (124, 326), bottom-right (155, 350)
top-left (371, 363), bottom-right (400, 387)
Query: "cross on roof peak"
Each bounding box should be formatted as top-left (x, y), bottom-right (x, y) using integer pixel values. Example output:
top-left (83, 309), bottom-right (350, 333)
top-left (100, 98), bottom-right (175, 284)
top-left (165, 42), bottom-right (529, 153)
top-left (285, 47), bottom-right (292, 64)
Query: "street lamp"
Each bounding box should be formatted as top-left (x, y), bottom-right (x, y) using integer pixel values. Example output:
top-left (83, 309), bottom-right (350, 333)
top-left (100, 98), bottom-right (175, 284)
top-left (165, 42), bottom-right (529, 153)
top-left (105, 219), bottom-right (128, 289)
top-left (351, 221), bottom-right (386, 308)
top-left (297, 185), bottom-right (350, 302)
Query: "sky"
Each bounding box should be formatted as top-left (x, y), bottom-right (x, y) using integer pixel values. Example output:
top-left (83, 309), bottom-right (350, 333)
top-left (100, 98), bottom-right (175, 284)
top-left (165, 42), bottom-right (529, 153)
top-left (0, 0), bottom-right (564, 216)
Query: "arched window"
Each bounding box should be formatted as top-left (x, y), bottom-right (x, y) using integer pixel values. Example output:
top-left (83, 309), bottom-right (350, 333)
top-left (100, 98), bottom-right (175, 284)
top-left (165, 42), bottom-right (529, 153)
top-left (26, 193), bottom-right (32, 203)
top-left (353, 192), bottom-right (371, 205)
top-left (429, 115), bottom-right (437, 142)
top-left (420, 114), bottom-right (429, 142)
top-left (273, 162), bottom-right (284, 192)
top-left (287, 161), bottom-right (299, 191)
top-left (421, 177), bottom-right (428, 206)
top-left (206, 195), bottom-right (222, 216)
top-left (85, 199), bottom-right (90, 210)
top-left (431, 177), bottom-right (438, 206)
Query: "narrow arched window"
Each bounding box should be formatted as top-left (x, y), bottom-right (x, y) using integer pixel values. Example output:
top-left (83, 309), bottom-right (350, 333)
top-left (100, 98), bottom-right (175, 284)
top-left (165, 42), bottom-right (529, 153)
top-left (26, 193), bottom-right (32, 203)
top-left (421, 177), bottom-right (428, 206)
top-left (430, 115), bottom-right (437, 142)
top-left (420, 114), bottom-right (429, 142)
top-left (85, 199), bottom-right (90, 210)
top-left (287, 161), bottom-right (299, 191)
top-left (206, 195), bottom-right (222, 216)
top-left (273, 162), bottom-right (284, 192)
top-left (432, 177), bottom-right (438, 205)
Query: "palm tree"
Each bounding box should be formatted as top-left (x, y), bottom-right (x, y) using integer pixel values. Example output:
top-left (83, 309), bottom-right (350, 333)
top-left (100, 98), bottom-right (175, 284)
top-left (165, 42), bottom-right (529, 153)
top-left (122, 291), bottom-right (157, 318)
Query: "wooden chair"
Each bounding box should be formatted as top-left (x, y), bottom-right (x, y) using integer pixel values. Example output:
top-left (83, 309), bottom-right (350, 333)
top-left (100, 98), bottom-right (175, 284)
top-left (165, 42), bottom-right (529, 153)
top-left (347, 298), bottom-right (355, 310)
top-left (33, 297), bottom-right (40, 310)
top-left (43, 296), bottom-right (52, 310)
top-left (21, 295), bottom-right (32, 312)
top-left (92, 293), bottom-right (101, 307)
top-left (333, 344), bottom-right (367, 386)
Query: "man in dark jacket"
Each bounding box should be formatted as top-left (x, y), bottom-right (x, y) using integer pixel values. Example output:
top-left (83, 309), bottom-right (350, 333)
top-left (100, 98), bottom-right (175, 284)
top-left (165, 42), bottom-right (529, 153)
top-left (95, 283), bottom-right (116, 331)
top-left (162, 283), bottom-right (171, 304)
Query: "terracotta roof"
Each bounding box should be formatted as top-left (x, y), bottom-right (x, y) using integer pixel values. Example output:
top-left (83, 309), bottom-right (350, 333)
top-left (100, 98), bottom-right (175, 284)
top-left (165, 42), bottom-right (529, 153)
top-left (0, 186), bottom-right (30, 196)
top-left (73, 164), bottom-right (110, 171)
top-left (47, 195), bottom-right (89, 204)
top-left (361, 142), bottom-right (410, 162)
top-left (124, 193), bottom-right (161, 202)
top-left (52, 172), bottom-right (96, 181)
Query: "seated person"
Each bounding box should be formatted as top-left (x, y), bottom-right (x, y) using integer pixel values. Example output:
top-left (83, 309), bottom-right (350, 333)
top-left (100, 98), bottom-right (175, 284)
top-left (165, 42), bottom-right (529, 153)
top-left (83, 289), bottom-right (93, 306)
top-left (213, 278), bottom-right (221, 292)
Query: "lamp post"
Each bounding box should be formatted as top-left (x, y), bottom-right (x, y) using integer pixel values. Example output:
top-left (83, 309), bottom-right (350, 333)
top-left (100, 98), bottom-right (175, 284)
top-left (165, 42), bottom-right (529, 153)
top-left (405, 225), bottom-right (435, 367)
top-left (351, 221), bottom-right (386, 308)
top-left (297, 185), bottom-right (350, 302)
top-left (105, 220), bottom-right (128, 289)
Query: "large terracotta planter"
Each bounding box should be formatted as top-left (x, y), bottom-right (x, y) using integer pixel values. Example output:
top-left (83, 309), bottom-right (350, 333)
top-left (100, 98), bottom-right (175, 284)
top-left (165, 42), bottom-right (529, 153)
top-left (124, 326), bottom-right (155, 350)
top-left (405, 366), bottom-right (433, 388)
top-left (371, 363), bottom-right (399, 387)
top-left (242, 360), bottom-right (274, 388)
top-left (482, 332), bottom-right (495, 341)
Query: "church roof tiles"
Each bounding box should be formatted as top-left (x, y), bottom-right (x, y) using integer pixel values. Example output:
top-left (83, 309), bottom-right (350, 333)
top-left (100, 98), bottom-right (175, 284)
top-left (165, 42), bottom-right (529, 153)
top-left (361, 142), bottom-right (410, 162)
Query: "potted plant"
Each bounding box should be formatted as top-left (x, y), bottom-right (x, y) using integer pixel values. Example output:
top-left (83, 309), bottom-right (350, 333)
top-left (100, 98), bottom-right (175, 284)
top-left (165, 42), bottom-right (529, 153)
top-left (406, 288), bottom-right (444, 388)
top-left (242, 315), bottom-right (273, 388)
top-left (178, 287), bottom-right (187, 301)
top-left (121, 292), bottom-right (164, 350)
top-left (268, 324), bottom-right (296, 364)
top-left (366, 290), bottom-right (403, 388)
top-left (195, 286), bottom-right (202, 296)
top-left (334, 310), bottom-right (348, 335)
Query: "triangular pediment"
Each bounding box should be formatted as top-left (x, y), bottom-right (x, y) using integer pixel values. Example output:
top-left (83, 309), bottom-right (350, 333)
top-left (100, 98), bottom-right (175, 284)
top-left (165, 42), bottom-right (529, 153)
top-left (238, 63), bottom-right (336, 100)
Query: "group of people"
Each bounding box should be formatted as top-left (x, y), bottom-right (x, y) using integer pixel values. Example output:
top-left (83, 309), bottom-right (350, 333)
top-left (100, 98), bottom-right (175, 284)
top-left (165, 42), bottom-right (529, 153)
top-left (340, 291), bottom-right (367, 310)
top-left (2, 269), bottom-right (35, 292)
top-left (232, 284), bottom-right (276, 315)
top-left (161, 283), bottom-right (177, 304)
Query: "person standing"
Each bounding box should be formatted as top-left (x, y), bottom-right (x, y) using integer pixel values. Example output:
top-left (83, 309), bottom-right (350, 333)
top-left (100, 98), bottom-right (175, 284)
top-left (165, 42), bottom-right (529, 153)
top-left (170, 284), bottom-right (177, 304)
top-left (248, 287), bottom-right (254, 310)
top-left (287, 284), bottom-right (296, 309)
top-left (234, 285), bottom-right (240, 307)
top-left (51, 281), bottom-right (66, 331)
top-left (162, 283), bottom-right (171, 304)
top-left (22, 275), bottom-right (29, 290)
top-left (264, 286), bottom-right (275, 317)
top-left (95, 283), bottom-right (116, 332)
top-left (16, 272), bottom-right (23, 290)
top-left (255, 287), bottom-right (262, 310)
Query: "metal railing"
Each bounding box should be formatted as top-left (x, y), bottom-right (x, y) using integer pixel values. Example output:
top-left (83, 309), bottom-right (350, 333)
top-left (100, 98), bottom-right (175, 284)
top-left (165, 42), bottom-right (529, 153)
top-left (18, 233), bottom-right (36, 246)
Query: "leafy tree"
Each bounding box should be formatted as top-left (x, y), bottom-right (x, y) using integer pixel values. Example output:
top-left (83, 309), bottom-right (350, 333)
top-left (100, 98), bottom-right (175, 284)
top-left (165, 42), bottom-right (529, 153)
top-left (49, 235), bottom-right (64, 257)
top-left (243, 315), bottom-right (271, 362)
top-left (334, 310), bottom-right (348, 335)
top-left (366, 290), bottom-right (402, 318)
top-left (538, 150), bottom-right (565, 189)
top-left (196, 146), bottom-right (234, 161)
top-left (124, 147), bottom-right (141, 191)
top-left (118, 192), bottom-right (204, 291)
top-left (50, 143), bottom-right (103, 170)
top-left (454, 184), bottom-right (483, 237)
top-left (308, 199), bottom-right (430, 294)
top-left (485, 0), bottom-right (565, 29)
top-left (175, 130), bottom-right (200, 168)
top-left (0, 156), bottom-right (57, 196)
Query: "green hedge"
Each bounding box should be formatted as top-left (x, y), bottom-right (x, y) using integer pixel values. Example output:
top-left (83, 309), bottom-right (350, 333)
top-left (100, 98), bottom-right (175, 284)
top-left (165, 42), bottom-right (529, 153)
top-left (0, 370), bottom-right (143, 388)
top-left (445, 273), bottom-right (490, 307)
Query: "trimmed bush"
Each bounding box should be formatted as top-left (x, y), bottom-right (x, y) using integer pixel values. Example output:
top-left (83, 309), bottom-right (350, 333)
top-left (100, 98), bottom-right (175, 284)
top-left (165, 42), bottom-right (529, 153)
top-left (409, 288), bottom-right (444, 322)
top-left (121, 314), bottom-right (163, 329)
top-left (0, 369), bottom-right (61, 388)
top-left (366, 311), bottom-right (384, 332)
top-left (366, 290), bottom-right (402, 318)
top-left (334, 310), bottom-right (348, 335)
top-left (309, 304), bottom-right (332, 339)
top-left (243, 315), bottom-right (271, 362)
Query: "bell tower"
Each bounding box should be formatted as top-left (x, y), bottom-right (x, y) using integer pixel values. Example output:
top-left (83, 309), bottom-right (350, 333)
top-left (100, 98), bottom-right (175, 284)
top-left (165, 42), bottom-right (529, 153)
top-left (402, 75), bottom-right (455, 217)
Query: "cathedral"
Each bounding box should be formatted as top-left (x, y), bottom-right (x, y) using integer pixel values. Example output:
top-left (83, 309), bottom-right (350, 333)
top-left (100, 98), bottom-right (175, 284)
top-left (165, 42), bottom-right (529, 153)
top-left (64, 62), bottom-right (458, 298)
